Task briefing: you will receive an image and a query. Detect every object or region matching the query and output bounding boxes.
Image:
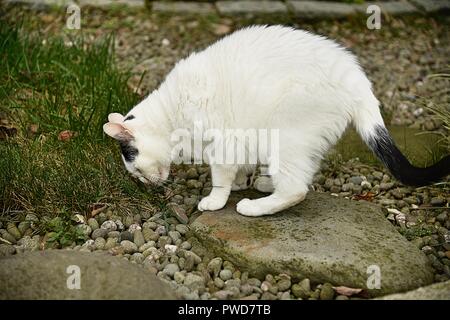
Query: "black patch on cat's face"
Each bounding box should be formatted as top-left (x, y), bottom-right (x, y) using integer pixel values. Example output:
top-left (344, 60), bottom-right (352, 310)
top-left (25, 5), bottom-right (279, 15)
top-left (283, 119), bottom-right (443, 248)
top-left (119, 141), bottom-right (138, 162)
top-left (124, 115), bottom-right (135, 121)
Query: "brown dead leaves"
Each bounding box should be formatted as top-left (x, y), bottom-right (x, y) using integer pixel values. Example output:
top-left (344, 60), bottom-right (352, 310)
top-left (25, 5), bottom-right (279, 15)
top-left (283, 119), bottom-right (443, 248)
top-left (352, 191), bottom-right (376, 202)
top-left (58, 130), bottom-right (78, 141)
top-left (88, 203), bottom-right (108, 218)
top-left (333, 286), bottom-right (369, 298)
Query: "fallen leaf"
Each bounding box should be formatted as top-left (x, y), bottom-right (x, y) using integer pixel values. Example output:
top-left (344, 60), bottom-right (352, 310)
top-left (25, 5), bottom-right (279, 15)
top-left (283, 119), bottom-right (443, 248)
top-left (88, 203), bottom-right (108, 217)
top-left (40, 14), bottom-right (54, 24)
top-left (29, 124), bottom-right (39, 134)
top-left (333, 286), bottom-right (363, 297)
top-left (213, 23), bottom-right (231, 36)
top-left (58, 130), bottom-right (77, 141)
top-left (352, 191), bottom-right (376, 202)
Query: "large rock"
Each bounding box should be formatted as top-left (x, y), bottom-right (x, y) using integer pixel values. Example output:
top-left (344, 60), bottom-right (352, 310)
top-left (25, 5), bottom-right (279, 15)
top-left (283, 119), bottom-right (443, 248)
top-left (191, 190), bottom-right (434, 297)
top-left (0, 251), bottom-right (177, 299)
top-left (377, 280), bottom-right (450, 300)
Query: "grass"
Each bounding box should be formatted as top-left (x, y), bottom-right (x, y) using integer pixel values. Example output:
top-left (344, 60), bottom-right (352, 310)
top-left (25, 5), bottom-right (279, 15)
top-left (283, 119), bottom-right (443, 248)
top-left (0, 18), bottom-right (167, 245)
top-left (399, 225), bottom-right (434, 241)
top-left (42, 212), bottom-right (88, 247)
top-left (423, 70), bottom-right (450, 152)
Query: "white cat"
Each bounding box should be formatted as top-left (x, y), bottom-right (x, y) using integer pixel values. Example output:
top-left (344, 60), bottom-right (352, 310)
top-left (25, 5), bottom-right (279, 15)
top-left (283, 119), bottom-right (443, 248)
top-left (103, 25), bottom-right (449, 217)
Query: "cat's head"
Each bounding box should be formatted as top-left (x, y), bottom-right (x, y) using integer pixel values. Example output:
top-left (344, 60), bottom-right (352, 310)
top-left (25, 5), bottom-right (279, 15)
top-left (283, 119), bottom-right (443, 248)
top-left (103, 112), bottom-right (171, 185)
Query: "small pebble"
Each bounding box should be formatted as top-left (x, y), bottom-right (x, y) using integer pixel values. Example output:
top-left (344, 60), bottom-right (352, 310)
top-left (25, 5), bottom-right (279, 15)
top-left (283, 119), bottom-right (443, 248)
top-left (133, 230), bottom-right (145, 248)
top-left (163, 263), bottom-right (180, 277)
top-left (119, 231), bottom-right (133, 242)
top-left (91, 228), bottom-right (108, 240)
top-left (120, 240), bottom-right (137, 254)
top-left (101, 220), bottom-right (117, 232)
top-left (219, 269), bottom-right (233, 281)
top-left (320, 283), bottom-right (335, 300)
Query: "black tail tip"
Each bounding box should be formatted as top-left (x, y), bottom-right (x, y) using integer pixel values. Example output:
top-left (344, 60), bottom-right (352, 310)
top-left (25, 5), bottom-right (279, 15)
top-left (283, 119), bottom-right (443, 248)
top-left (367, 125), bottom-right (450, 187)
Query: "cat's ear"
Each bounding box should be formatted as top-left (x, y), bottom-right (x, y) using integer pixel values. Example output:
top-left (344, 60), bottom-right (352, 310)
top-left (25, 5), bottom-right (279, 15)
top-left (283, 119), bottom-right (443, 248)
top-left (108, 113), bottom-right (125, 124)
top-left (103, 123), bottom-right (133, 142)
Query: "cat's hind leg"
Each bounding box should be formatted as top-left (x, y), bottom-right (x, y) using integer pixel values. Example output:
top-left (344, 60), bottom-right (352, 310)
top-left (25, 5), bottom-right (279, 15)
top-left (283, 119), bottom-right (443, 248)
top-left (236, 159), bottom-right (313, 217)
top-left (236, 186), bottom-right (307, 217)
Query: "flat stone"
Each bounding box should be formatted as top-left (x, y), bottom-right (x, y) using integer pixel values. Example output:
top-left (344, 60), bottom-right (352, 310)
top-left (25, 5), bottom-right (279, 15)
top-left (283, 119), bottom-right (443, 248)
top-left (409, 0), bottom-right (450, 13)
top-left (377, 280), bottom-right (450, 300)
top-left (287, 1), bottom-right (356, 19)
top-left (5, 0), bottom-right (74, 8)
top-left (78, 0), bottom-right (144, 8)
top-left (168, 203), bottom-right (189, 224)
top-left (152, 1), bottom-right (215, 14)
top-left (191, 190), bottom-right (434, 297)
top-left (116, 0), bottom-right (144, 8)
top-left (216, 1), bottom-right (287, 15)
top-left (0, 251), bottom-right (177, 299)
top-left (354, 1), bottom-right (419, 16)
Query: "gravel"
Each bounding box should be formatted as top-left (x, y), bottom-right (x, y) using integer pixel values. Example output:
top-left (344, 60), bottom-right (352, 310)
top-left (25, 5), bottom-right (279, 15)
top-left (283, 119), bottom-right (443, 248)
top-left (91, 228), bottom-right (108, 240)
top-left (0, 230), bottom-right (17, 244)
top-left (87, 218), bottom-right (99, 231)
top-left (133, 230), bottom-right (145, 248)
top-left (219, 269), bottom-right (233, 281)
top-left (0, 243), bottom-right (16, 256)
top-left (163, 263), bottom-right (180, 277)
top-left (291, 278), bottom-right (312, 299)
top-left (119, 231), bottom-right (133, 242)
top-left (120, 240), bottom-right (138, 254)
top-left (6, 223), bottom-right (21, 240)
top-left (207, 257), bottom-right (223, 278)
top-left (319, 283), bottom-right (335, 300)
top-left (101, 220), bottom-right (117, 232)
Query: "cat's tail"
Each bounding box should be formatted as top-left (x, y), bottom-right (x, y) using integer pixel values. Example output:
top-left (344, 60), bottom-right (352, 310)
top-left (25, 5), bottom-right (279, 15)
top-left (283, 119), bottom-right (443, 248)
top-left (354, 99), bottom-right (450, 187)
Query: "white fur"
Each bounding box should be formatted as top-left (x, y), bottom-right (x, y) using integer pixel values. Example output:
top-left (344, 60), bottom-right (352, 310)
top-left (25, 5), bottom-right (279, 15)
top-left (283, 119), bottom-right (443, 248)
top-left (106, 25), bottom-right (385, 216)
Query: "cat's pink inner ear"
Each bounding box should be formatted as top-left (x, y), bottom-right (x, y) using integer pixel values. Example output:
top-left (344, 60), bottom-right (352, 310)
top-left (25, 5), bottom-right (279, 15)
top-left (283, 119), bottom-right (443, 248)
top-left (103, 123), bottom-right (133, 141)
top-left (108, 113), bottom-right (125, 124)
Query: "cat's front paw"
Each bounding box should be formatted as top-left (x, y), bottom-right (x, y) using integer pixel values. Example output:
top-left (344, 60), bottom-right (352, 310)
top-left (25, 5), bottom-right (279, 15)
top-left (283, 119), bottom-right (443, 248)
top-left (236, 198), bottom-right (266, 217)
top-left (198, 196), bottom-right (227, 212)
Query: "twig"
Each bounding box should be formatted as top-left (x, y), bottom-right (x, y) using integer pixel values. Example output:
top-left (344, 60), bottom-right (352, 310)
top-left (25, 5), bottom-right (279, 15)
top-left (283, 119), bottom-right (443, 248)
top-left (0, 237), bottom-right (13, 245)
